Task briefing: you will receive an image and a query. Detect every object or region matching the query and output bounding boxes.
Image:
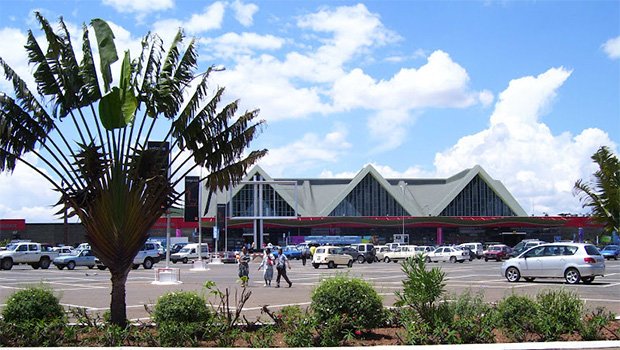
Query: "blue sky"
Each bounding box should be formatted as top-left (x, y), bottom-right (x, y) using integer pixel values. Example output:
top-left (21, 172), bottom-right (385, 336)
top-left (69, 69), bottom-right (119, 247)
top-left (0, 0), bottom-right (618, 222)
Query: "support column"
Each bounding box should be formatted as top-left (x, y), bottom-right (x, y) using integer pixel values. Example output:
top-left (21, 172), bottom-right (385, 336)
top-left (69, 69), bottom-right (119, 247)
top-left (436, 227), bottom-right (443, 246)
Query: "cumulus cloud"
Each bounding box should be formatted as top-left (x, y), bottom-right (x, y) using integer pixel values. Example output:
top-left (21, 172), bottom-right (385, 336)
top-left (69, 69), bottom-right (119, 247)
top-left (257, 125), bottom-right (352, 176)
top-left (320, 163), bottom-right (432, 179)
top-left (102, 0), bottom-right (174, 19)
top-left (152, 1), bottom-right (225, 37)
top-left (0, 156), bottom-right (62, 223)
top-left (200, 32), bottom-right (284, 59)
top-left (231, 0), bottom-right (258, 27)
top-left (434, 67), bottom-right (616, 215)
top-left (602, 36), bottom-right (620, 59)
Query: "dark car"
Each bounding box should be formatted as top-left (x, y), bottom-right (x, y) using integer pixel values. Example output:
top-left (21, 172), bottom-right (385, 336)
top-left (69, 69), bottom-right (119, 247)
top-left (600, 245), bottom-right (620, 260)
top-left (341, 246), bottom-right (369, 264)
top-left (484, 245), bottom-right (512, 262)
top-left (169, 242), bottom-right (188, 254)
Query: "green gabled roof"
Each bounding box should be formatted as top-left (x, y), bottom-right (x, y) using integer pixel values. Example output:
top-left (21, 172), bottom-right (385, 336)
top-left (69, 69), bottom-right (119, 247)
top-left (201, 164), bottom-right (527, 218)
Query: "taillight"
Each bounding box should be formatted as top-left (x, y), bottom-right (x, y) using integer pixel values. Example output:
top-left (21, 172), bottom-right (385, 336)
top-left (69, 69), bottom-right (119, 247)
top-left (584, 257), bottom-right (596, 264)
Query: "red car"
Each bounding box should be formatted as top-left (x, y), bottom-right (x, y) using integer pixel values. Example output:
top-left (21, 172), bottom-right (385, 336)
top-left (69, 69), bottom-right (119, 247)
top-left (484, 245), bottom-right (512, 261)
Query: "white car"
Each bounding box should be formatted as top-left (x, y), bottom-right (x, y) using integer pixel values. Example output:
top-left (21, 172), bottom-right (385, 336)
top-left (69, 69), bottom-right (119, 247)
top-left (501, 243), bottom-right (605, 284)
top-left (170, 243), bottom-right (210, 264)
top-left (383, 245), bottom-right (419, 263)
top-left (458, 242), bottom-right (483, 259)
top-left (311, 246), bottom-right (353, 269)
top-left (424, 246), bottom-right (469, 263)
top-left (374, 245), bottom-right (390, 261)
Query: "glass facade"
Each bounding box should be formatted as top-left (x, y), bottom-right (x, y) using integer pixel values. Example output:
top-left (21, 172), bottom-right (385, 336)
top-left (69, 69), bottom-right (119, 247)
top-left (329, 174), bottom-right (407, 217)
top-left (231, 178), bottom-right (295, 217)
top-left (440, 175), bottom-right (516, 216)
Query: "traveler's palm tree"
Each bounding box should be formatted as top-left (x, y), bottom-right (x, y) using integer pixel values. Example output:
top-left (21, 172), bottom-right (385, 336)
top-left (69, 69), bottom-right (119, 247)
top-left (573, 146), bottom-right (619, 234)
top-left (0, 14), bottom-right (266, 327)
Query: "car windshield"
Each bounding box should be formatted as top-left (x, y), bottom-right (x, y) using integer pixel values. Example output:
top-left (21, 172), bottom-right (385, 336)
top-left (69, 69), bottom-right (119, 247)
top-left (179, 247), bottom-right (192, 253)
top-left (603, 245), bottom-right (619, 250)
top-left (490, 246), bottom-right (502, 251)
top-left (4, 244), bottom-right (18, 251)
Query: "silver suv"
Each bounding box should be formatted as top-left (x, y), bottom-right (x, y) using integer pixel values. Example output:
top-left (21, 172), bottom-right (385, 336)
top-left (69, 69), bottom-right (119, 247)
top-left (501, 243), bottom-right (605, 284)
top-left (96, 242), bottom-right (161, 270)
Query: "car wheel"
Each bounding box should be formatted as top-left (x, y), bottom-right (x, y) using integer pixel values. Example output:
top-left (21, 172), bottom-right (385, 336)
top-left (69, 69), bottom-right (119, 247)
top-left (496, 257), bottom-right (501, 262)
top-left (88, 265), bottom-right (94, 269)
top-left (182, 257), bottom-right (188, 264)
top-left (172, 260), bottom-right (177, 264)
top-left (524, 277), bottom-right (535, 282)
top-left (384, 257), bottom-right (391, 263)
top-left (67, 261), bottom-right (76, 270)
top-left (425, 256), bottom-right (431, 263)
top-left (458, 259), bottom-right (464, 263)
top-left (450, 256), bottom-right (457, 263)
top-left (132, 264), bottom-right (139, 270)
top-left (327, 261), bottom-right (335, 269)
top-left (581, 276), bottom-right (594, 284)
top-left (31, 263), bottom-right (40, 269)
top-left (564, 268), bottom-right (581, 284)
top-left (97, 265), bottom-right (107, 270)
top-left (505, 266), bottom-right (521, 282)
top-left (357, 255), bottom-right (365, 264)
top-left (1, 258), bottom-right (12, 270)
top-left (40, 257), bottom-right (51, 269)
top-left (484, 257), bottom-right (489, 262)
top-left (143, 258), bottom-right (153, 269)
top-left (347, 260), bottom-right (353, 268)
top-left (312, 263), bottom-right (319, 269)
top-left (367, 258), bottom-right (373, 264)
top-left (56, 265), bottom-right (64, 270)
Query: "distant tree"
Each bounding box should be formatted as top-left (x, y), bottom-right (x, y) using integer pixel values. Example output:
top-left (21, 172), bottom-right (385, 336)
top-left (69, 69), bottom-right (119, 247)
top-left (573, 146), bottom-right (619, 234)
top-left (0, 14), bottom-right (266, 327)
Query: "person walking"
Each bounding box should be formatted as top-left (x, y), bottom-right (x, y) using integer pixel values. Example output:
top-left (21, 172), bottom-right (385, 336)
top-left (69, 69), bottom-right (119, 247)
top-left (275, 247), bottom-right (292, 288)
top-left (238, 246), bottom-right (251, 287)
top-left (258, 248), bottom-right (275, 287)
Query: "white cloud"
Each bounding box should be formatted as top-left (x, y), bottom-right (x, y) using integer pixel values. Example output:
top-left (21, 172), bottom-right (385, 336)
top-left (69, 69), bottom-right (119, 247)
top-left (0, 27), bottom-right (32, 93)
top-left (0, 156), bottom-right (62, 223)
top-left (258, 125), bottom-right (351, 176)
top-left (199, 32), bottom-right (284, 59)
top-left (434, 67), bottom-right (617, 215)
top-left (102, 0), bottom-right (174, 19)
top-left (152, 1), bottom-right (225, 37)
top-left (231, 0), bottom-right (258, 27)
top-left (319, 163), bottom-right (432, 179)
top-left (602, 36), bottom-right (620, 59)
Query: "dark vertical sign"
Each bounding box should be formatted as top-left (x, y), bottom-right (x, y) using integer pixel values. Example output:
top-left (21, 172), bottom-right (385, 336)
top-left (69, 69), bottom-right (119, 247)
top-left (147, 141), bottom-right (170, 178)
top-left (216, 204), bottom-right (226, 229)
top-left (184, 176), bottom-right (199, 222)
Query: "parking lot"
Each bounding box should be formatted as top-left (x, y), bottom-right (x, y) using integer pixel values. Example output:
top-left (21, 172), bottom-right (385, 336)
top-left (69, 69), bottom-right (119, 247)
top-left (0, 257), bottom-right (618, 321)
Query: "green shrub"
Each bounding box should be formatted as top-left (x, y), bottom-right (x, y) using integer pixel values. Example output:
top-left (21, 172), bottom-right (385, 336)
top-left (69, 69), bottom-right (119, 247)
top-left (450, 291), bottom-right (497, 344)
top-left (158, 322), bottom-right (204, 347)
top-left (535, 289), bottom-right (584, 341)
top-left (275, 305), bottom-right (315, 347)
top-left (311, 274), bottom-right (384, 331)
top-left (0, 319), bottom-right (66, 347)
top-left (581, 307), bottom-right (615, 341)
top-left (2, 287), bottom-right (65, 324)
top-left (242, 325), bottom-right (276, 348)
top-left (496, 294), bottom-right (539, 342)
top-left (395, 255), bottom-right (446, 324)
top-left (152, 291), bottom-right (211, 324)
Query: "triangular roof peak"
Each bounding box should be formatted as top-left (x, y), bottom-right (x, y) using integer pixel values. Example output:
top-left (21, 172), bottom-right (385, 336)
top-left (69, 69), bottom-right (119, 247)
top-left (319, 163), bottom-right (415, 216)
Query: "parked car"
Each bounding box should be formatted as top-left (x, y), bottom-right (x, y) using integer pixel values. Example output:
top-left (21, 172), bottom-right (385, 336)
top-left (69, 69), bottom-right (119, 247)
top-left (52, 246), bottom-right (76, 256)
top-left (311, 246), bottom-right (353, 269)
top-left (282, 245), bottom-right (302, 260)
top-left (53, 249), bottom-right (96, 270)
top-left (424, 246), bottom-right (469, 263)
top-left (96, 242), bottom-right (161, 270)
top-left (350, 243), bottom-right (376, 263)
top-left (341, 246), bottom-right (366, 264)
top-left (383, 245), bottom-right (419, 263)
top-left (501, 243), bottom-right (606, 284)
top-left (386, 242), bottom-right (402, 251)
top-left (484, 244), bottom-right (513, 261)
top-left (170, 243), bottom-right (209, 264)
top-left (510, 239), bottom-right (545, 257)
top-left (374, 245), bottom-right (390, 262)
top-left (219, 251), bottom-right (238, 263)
top-left (600, 245), bottom-right (620, 260)
top-left (458, 242), bottom-right (483, 259)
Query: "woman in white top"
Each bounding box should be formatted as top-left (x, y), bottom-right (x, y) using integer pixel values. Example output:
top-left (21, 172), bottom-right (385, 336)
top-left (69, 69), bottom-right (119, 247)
top-left (257, 248), bottom-right (275, 287)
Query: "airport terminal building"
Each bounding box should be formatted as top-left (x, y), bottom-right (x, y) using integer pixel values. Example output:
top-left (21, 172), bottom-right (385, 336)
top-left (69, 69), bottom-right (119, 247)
top-left (200, 165), bottom-right (596, 250)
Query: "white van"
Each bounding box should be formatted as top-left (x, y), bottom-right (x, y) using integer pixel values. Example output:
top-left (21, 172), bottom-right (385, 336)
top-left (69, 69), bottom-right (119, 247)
top-left (170, 243), bottom-right (210, 264)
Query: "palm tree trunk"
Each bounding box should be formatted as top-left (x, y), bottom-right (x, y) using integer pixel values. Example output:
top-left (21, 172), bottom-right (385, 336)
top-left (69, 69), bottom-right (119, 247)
top-left (109, 267), bottom-right (130, 328)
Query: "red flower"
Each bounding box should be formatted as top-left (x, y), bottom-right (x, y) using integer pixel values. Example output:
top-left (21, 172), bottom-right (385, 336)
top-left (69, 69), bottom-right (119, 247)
top-left (355, 330), bottom-right (362, 336)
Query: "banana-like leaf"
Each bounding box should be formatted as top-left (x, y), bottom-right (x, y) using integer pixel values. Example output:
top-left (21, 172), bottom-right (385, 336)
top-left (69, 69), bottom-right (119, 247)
top-left (99, 52), bottom-right (136, 130)
top-left (90, 18), bottom-right (118, 93)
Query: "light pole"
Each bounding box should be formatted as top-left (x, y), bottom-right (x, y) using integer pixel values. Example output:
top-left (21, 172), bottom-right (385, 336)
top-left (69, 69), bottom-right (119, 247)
top-left (400, 183), bottom-right (405, 236)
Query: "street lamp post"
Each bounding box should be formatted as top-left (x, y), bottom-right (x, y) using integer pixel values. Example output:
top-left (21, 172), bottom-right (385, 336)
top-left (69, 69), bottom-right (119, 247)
top-left (400, 183), bottom-right (405, 236)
